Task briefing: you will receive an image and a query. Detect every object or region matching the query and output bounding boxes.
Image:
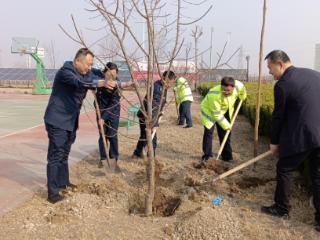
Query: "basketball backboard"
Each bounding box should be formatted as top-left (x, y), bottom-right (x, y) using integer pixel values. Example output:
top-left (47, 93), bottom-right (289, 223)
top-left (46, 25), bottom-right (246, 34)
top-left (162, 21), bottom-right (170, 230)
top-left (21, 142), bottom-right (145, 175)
top-left (11, 37), bottom-right (38, 54)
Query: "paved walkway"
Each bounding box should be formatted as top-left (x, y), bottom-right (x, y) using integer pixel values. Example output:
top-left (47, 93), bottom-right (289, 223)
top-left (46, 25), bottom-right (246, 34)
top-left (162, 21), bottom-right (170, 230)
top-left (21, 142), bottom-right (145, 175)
top-left (0, 111), bottom-right (101, 214)
top-left (0, 92), bottom-right (139, 215)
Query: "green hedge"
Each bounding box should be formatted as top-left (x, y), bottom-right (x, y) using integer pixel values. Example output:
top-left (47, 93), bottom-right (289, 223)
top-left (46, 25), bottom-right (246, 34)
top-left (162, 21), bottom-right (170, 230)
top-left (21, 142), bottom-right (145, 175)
top-left (197, 82), bottom-right (274, 136)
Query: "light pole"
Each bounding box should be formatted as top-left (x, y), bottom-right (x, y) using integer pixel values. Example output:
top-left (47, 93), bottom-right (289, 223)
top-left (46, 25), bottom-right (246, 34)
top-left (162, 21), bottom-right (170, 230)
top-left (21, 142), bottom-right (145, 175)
top-left (245, 55), bottom-right (250, 82)
top-left (135, 20), bottom-right (146, 63)
top-left (209, 27), bottom-right (214, 69)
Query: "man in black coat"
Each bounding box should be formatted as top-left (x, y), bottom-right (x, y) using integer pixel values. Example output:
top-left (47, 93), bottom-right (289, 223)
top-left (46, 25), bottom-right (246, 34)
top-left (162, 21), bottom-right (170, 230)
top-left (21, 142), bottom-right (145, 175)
top-left (132, 70), bottom-right (176, 158)
top-left (261, 50), bottom-right (320, 231)
top-left (44, 48), bottom-right (107, 204)
top-left (95, 62), bottom-right (134, 170)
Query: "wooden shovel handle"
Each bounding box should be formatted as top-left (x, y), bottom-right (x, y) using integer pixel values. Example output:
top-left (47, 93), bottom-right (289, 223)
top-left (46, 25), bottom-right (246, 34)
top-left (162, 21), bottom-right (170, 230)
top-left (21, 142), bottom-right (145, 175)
top-left (216, 100), bottom-right (243, 160)
top-left (212, 150), bottom-right (272, 183)
top-left (91, 90), bottom-right (110, 168)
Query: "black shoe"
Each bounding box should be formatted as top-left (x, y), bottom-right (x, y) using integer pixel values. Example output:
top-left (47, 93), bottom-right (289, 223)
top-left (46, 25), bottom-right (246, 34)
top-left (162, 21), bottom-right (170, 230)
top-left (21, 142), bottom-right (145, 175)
top-left (201, 155), bottom-right (210, 161)
top-left (132, 153), bottom-right (142, 160)
top-left (261, 204), bottom-right (289, 219)
top-left (201, 155), bottom-right (210, 166)
top-left (48, 194), bottom-right (64, 204)
top-left (98, 160), bottom-right (104, 168)
top-left (177, 123), bottom-right (184, 126)
top-left (183, 125), bottom-right (192, 128)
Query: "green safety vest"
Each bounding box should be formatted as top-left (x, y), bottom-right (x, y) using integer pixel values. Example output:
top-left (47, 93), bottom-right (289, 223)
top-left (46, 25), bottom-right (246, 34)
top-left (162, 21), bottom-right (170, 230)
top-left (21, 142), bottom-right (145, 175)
top-left (174, 77), bottom-right (193, 104)
top-left (200, 80), bottom-right (247, 130)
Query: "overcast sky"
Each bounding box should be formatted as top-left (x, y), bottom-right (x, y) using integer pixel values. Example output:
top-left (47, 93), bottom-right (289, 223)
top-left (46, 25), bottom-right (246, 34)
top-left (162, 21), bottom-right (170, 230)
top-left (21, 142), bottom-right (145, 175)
top-left (0, 0), bottom-right (319, 74)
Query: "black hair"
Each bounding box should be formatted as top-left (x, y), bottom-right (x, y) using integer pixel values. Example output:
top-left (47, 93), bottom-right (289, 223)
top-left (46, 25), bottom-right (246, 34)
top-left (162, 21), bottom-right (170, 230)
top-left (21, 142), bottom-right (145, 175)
top-left (162, 70), bottom-right (176, 80)
top-left (265, 50), bottom-right (291, 63)
top-left (221, 76), bottom-right (235, 87)
top-left (103, 62), bottom-right (118, 73)
top-left (74, 48), bottom-right (94, 61)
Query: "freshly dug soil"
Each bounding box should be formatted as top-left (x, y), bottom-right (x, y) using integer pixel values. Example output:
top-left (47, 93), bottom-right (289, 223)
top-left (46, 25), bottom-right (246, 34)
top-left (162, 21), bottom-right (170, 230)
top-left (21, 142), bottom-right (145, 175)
top-left (0, 93), bottom-right (318, 240)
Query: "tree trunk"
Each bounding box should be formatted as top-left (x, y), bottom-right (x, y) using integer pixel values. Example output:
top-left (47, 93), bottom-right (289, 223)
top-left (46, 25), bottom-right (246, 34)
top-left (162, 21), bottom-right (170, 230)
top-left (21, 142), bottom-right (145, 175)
top-left (145, 125), bottom-right (155, 215)
top-left (145, 6), bottom-right (155, 215)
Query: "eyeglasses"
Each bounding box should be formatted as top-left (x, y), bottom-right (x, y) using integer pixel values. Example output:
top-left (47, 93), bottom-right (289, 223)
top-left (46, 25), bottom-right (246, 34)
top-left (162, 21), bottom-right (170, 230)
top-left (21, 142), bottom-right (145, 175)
top-left (222, 84), bottom-right (235, 87)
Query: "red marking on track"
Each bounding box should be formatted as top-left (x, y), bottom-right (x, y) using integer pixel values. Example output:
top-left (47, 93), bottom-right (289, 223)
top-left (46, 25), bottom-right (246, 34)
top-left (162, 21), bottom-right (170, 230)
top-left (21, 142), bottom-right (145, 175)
top-left (0, 93), bottom-right (50, 101)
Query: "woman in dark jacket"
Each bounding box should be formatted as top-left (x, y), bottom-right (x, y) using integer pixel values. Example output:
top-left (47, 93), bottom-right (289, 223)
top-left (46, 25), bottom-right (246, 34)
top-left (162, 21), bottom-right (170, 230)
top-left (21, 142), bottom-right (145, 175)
top-left (95, 62), bottom-right (133, 170)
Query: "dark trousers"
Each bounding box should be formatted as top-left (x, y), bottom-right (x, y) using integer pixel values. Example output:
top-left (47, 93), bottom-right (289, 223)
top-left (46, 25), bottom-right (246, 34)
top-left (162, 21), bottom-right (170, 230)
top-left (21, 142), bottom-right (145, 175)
top-left (178, 101), bottom-right (192, 127)
top-left (275, 148), bottom-right (320, 222)
top-left (134, 118), bottom-right (157, 157)
top-left (202, 113), bottom-right (232, 161)
top-left (45, 123), bottom-right (76, 197)
top-left (98, 118), bottom-right (119, 160)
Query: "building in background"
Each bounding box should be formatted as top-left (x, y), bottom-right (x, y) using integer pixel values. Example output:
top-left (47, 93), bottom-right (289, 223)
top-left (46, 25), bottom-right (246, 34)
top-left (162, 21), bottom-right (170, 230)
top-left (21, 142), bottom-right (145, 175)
top-left (133, 60), bottom-right (196, 73)
top-left (199, 68), bottom-right (247, 82)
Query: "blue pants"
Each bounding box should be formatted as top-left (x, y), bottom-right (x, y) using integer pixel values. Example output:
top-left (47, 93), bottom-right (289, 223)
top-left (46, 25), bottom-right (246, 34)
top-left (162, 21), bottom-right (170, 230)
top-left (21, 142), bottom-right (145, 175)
top-left (98, 118), bottom-right (119, 160)
top-left (45, 123), bottom-right (76, 197)
top-left (178, 101), bottom-right (192, 127)
top-left (134, 118), bottom-right (157, 157)
top-left (202, 112), bottom-right (233, 161)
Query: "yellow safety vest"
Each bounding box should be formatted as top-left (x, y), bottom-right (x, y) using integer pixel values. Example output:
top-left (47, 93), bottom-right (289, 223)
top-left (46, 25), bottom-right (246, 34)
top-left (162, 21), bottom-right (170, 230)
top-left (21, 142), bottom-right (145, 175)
top-left (200, 80), bottom-right (247, 130)
top-left (174, 77), bottom-right (193, 104)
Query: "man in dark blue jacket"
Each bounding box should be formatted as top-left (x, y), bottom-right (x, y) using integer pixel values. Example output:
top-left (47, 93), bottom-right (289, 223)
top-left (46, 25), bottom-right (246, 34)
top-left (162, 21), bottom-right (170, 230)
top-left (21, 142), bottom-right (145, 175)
top-left (95, 62), bottom-right (121, 168)
top-left (95, 62), bottom-right (133, 170)
top-left (132, 70), bottom-right (176, 158)
top-left (44, 48), bottom-right (106, 204)
top-left (261, 50), bottom-right (320, 231)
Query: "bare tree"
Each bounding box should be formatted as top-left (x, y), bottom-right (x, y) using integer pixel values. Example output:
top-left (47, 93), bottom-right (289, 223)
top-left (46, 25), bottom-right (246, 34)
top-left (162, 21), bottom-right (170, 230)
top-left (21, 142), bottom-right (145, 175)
top-left (209, 27), bottom-right (214, 68)
top-left (60, 0), bottom-right (212, 216)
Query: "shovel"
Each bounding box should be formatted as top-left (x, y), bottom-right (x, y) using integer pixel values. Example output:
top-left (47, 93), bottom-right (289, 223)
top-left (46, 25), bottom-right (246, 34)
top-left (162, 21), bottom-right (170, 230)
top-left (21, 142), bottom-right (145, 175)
top-left (216, 100), bottom-right (243, 161)
top-left (212, 150), bottom-right (272, 183)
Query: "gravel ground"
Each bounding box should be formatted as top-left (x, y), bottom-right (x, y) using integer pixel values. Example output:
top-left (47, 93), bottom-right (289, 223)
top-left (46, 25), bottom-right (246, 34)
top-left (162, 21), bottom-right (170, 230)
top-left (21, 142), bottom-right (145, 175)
top-left (0, 93), bottom-right (318, 240)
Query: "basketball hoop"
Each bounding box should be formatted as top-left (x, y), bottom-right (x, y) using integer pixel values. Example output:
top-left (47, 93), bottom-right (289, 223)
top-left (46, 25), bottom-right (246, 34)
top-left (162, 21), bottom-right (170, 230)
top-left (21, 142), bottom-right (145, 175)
top-left (11, 37), bottom-right (37, 55)
top-left (10, 37), bottom-right (52, 95)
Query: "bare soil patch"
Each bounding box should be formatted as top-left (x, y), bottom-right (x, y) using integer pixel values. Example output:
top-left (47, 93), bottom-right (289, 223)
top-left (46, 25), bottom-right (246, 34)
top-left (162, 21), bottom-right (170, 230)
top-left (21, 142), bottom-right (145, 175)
top-left (0, 93), bottom-right (318, 239)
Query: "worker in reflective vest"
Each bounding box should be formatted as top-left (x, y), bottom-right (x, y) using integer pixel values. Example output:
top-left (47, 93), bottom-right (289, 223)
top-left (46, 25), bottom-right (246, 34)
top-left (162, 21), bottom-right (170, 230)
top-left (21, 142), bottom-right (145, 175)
top-left (200, 77), bottom-right (247, 162)
top-left (174, 77), bottom-right (194, 128)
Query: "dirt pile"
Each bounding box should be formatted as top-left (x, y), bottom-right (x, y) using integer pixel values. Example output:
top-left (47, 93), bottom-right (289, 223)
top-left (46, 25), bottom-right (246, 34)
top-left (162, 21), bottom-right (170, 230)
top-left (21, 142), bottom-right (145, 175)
top-left (0, 94), bottom-right (319, 239)
top-left (174, 206), bottom-right (243, 240)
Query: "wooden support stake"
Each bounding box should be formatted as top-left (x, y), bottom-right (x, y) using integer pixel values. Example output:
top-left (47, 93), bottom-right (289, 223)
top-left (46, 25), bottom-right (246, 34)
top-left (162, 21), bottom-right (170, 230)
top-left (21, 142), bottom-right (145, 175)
top-left (91, 90), bottom-right (110, 168)
top-left (253, 0), bottom-right (267, 157)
